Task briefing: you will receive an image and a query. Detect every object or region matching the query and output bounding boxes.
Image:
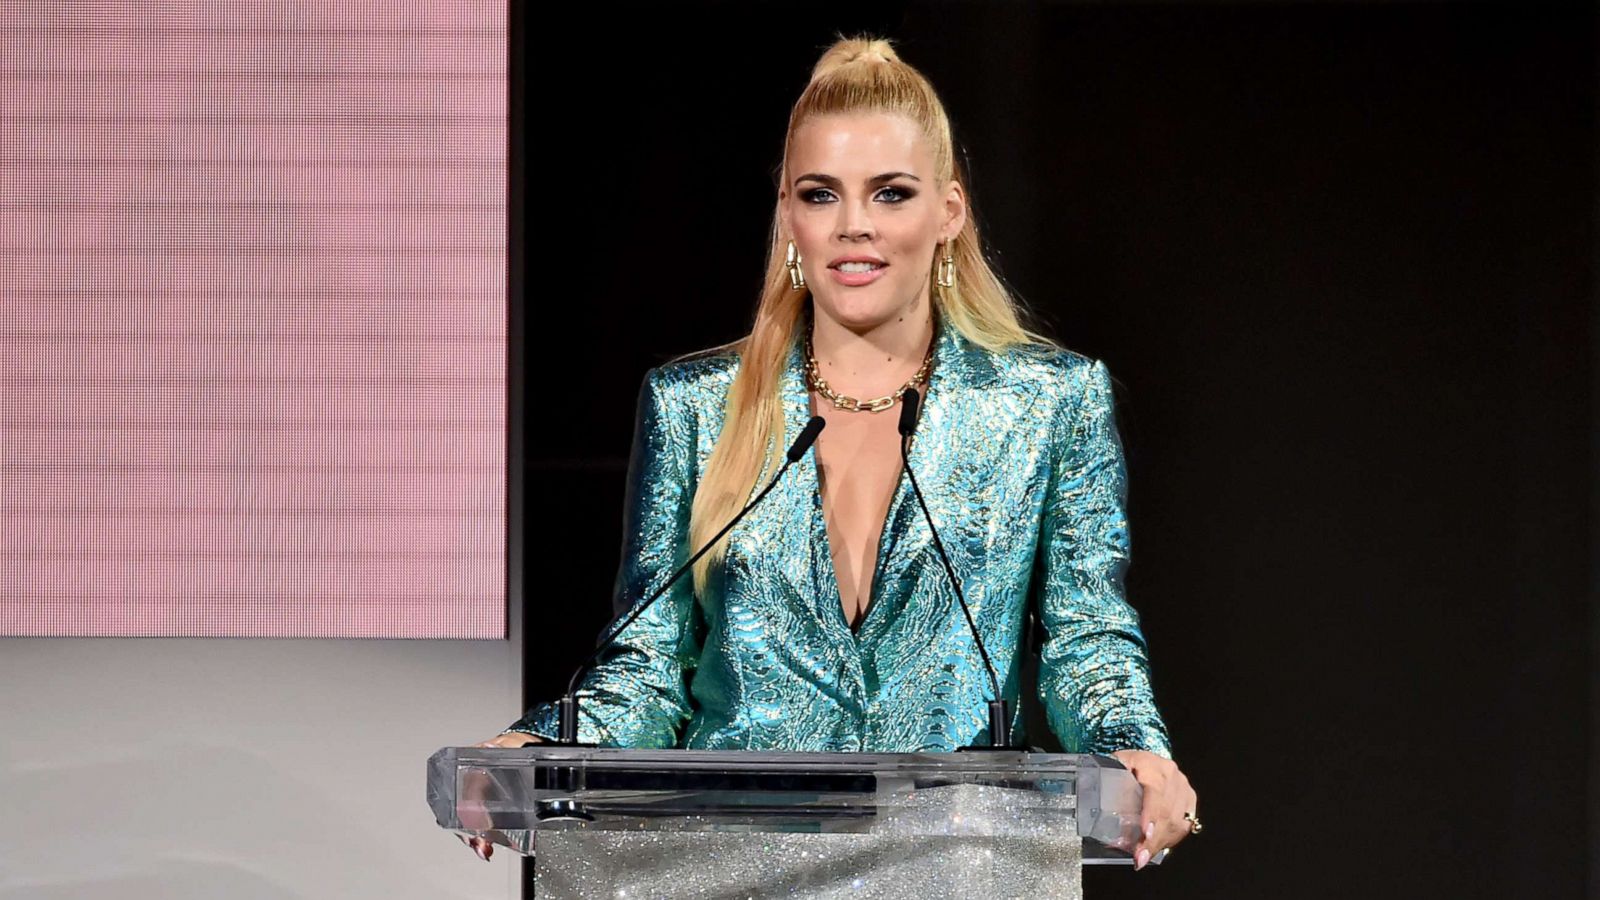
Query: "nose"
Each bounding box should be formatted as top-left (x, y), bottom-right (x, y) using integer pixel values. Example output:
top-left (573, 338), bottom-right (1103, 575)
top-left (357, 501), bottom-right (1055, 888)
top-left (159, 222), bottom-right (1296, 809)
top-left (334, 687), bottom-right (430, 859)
top-left (836, 199), bottom-right (875, 241)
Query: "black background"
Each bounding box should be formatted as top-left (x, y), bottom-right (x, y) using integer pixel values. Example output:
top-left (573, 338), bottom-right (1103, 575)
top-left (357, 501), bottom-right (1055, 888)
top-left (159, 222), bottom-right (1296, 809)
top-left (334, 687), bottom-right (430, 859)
top-left (508, 3), bottom-right (1596, 897)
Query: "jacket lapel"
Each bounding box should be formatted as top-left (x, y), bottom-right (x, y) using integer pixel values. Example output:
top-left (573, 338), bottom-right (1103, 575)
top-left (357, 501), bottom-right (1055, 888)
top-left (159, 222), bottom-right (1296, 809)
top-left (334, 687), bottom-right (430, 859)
top-left (853, 319), bottom-right (1003, 646)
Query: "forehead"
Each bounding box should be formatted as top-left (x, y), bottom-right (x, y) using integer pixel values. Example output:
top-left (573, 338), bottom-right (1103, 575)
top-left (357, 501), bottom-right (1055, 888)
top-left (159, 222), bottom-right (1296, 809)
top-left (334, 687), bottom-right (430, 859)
top-left (789, 112), bottom-right (932, 177)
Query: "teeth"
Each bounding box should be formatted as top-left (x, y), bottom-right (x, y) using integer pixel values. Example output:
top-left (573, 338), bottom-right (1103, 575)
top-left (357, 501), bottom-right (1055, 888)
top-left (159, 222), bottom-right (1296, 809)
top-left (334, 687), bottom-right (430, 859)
top-left (837, 261), bottom-right (882, 273)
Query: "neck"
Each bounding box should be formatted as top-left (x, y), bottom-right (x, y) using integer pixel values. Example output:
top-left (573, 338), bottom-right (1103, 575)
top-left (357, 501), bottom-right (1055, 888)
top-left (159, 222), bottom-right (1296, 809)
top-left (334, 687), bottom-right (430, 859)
top-left (809, 300), bottom-right (936, 398)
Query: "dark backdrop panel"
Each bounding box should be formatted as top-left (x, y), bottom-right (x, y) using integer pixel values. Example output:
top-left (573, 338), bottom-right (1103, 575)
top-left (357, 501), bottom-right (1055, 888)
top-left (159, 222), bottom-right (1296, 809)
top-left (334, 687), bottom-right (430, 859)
top-left (512, 4), bottom-right (1595, 897)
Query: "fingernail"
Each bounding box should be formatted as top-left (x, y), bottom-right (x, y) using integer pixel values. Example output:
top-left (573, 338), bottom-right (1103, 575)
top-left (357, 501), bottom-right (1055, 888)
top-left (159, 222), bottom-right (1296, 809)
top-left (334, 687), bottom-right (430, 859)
top-left (475, 844), bottom-right (488, 861)
top-left (1135, 847), bottom-right (1150, 870)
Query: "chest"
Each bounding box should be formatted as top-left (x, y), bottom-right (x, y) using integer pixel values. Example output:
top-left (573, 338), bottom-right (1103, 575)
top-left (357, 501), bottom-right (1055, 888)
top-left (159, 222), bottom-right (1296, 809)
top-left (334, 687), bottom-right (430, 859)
top-left (812, 404), bottom-right (904, 493)
top-left (810, 402), bottom-right (906, 620)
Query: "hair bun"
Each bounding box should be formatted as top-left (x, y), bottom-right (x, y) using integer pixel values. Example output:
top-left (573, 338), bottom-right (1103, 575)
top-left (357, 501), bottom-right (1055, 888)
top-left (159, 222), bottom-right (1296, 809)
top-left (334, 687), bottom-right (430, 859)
top-left (854, 39), bottom-right (899, 64)
top-left (809, 35), bottom-right (901, 82)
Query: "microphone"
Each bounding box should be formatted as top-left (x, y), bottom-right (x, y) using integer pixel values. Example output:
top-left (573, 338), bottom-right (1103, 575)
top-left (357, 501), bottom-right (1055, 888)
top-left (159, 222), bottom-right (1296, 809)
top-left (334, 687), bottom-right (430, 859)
top-left (555, 414), bottom-right (827, 745)
top-left (897, 388), bottom-right (1015, 750)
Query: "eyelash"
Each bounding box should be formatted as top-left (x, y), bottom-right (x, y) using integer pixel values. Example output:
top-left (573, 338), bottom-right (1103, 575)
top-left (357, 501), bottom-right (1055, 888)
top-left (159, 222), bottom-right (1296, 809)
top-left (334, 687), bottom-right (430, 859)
top-left (801, 186), bottom-right (915, 205)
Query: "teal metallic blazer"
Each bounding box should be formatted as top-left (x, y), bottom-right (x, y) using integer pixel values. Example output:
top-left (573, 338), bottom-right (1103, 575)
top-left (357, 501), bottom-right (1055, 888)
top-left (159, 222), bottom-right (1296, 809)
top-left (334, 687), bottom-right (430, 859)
top-left (508, 318), bottom-right (1172, 757)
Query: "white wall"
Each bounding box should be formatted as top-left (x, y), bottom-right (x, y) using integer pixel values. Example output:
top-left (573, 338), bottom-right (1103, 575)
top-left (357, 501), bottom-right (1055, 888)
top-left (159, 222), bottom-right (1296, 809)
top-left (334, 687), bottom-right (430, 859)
top-left (0, 635), bottom-right (521, 899)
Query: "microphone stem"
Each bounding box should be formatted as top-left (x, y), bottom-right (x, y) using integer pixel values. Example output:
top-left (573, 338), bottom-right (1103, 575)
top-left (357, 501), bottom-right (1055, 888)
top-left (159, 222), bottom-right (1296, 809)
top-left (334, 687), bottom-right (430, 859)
top-left (901, 436), bottom-right (1010, 748)
top-left (559, 456), bottom-right (797, 741)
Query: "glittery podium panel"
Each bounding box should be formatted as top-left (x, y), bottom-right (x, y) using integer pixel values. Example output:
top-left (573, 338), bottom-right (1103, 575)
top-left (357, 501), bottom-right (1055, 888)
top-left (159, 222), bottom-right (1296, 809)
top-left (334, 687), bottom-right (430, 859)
top-left (534, 784), bottom-right (1082, 900)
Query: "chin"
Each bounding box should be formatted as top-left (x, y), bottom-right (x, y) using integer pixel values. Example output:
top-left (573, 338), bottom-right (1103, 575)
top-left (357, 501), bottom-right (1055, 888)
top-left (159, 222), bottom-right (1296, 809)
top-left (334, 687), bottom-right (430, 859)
top-left (812, 286), bottom-right (913, 332)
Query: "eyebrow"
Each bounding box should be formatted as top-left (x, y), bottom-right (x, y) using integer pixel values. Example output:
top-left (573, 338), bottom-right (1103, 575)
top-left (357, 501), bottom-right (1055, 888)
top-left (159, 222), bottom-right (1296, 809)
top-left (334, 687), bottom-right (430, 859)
top-left (792, 171), bottom-right (923, 188)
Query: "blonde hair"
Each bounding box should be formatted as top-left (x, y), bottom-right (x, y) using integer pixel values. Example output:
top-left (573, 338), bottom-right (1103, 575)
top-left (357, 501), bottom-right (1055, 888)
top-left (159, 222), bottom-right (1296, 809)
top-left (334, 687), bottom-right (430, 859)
top-left (687, 35), bottom-right (1054, 591)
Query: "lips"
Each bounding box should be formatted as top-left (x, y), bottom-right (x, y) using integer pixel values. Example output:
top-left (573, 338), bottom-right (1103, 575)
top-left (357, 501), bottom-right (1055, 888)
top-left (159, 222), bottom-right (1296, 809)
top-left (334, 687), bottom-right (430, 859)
top-left (827, 258), bottom-right (889, 287)
top-left (828, 257), bottom-right (888, 272)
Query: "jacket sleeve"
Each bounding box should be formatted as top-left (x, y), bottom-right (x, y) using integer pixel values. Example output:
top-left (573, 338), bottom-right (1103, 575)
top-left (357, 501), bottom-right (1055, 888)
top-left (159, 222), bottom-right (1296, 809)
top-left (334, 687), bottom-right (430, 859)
top-left (1034, 359), bottom-right (1173, 758)
top-left (503, 367), bottom-right (703, 748)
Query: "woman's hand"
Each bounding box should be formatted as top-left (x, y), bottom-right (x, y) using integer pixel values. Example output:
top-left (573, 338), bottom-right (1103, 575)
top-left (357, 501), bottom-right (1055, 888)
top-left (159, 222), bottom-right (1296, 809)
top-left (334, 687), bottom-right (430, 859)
top-left (1110, 749), bottom-right (1199, 871)
top-left (458, 732), bottom-right (543, 861)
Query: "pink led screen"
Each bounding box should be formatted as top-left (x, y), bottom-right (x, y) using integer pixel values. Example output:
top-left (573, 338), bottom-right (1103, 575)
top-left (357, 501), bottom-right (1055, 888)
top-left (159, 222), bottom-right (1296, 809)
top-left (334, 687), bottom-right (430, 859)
top-left (1, 2), bottom-right (507, 638)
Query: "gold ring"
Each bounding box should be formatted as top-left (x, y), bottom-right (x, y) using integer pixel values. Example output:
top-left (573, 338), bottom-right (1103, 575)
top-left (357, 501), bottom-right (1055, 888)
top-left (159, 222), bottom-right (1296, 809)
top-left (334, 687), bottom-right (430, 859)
top-left (1183, 811), bottom-right (1203, 835)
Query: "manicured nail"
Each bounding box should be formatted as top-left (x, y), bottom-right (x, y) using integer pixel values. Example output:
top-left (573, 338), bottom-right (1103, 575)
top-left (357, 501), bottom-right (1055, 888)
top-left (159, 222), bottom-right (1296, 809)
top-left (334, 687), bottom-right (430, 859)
top-left (1135, 847), bottom-right (1150, 870)
top-left (475, 844), bottom-right (488, 861)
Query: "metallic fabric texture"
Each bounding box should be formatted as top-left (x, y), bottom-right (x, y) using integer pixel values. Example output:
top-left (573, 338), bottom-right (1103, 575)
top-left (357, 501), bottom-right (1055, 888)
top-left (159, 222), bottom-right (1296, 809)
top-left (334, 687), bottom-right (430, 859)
top-left (508, 318), bottom-right (1171, 758)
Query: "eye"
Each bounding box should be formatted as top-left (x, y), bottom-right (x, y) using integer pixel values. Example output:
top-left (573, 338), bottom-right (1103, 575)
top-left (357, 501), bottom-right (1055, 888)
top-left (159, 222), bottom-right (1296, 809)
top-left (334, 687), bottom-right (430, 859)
top-left (876, 185), bottom-right (915, 203)
top-left (801, 188), bottom-right (837, 204)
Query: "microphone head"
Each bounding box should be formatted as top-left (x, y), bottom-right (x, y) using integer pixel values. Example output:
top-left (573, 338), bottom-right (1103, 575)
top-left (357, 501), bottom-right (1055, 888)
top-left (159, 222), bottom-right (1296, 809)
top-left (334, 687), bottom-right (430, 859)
top-left (897, 388), bottom-right (921, 438)
top-left (787, 415), bottom-right (826, 462)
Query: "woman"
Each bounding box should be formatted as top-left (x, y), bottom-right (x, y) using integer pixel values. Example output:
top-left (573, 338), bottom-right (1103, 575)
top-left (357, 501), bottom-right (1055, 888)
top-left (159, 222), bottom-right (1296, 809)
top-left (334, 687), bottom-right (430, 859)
top-left (469, 35), bottom-right (1198, 871)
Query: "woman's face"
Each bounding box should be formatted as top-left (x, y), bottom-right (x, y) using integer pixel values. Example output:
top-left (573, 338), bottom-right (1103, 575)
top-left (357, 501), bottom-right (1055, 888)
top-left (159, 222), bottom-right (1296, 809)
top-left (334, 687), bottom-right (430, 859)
top-left (781, 112), bottom-right (966, 334)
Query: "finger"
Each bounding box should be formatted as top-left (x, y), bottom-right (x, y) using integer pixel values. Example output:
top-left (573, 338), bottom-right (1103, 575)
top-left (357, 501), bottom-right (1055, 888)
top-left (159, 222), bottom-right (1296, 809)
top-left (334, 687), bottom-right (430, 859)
top-left (1138, 789), bottom-right (1185, 866)
top-left (1163, 780), bottom-right (1198, 847)
top-left (1177, 802), bottom-right (1201, 847)
top-left (1134, 781), bottom-right (1166, 870)
top-left (1134, 819), bottom-right (1155, 870)
top-left (1153, 794), bottom-right (1198, 856)
top-left (1154, 813), bottom-right (1183, 856)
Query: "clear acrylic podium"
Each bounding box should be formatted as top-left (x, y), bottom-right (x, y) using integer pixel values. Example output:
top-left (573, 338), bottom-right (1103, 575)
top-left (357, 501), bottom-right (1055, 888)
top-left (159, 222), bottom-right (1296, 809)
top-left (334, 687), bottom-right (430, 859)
top-left (428, 746), bottom-right (1151, 899)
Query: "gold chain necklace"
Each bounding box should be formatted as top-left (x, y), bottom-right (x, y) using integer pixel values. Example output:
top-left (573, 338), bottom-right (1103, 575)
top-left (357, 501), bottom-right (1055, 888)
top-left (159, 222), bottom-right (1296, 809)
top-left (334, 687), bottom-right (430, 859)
top-left (804, 331), bottom-right (934, 413)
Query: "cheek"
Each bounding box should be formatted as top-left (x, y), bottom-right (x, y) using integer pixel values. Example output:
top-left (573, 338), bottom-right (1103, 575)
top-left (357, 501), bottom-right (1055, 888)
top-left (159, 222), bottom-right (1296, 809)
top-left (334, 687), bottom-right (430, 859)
top-left (790, 219), bottom-right (828, 255)
top-left (889, 237), bottom-right (937, 275)
top-left (796, 240), bottom-right (828, 268)
top-left (886, 221), bottom-right (938, 258)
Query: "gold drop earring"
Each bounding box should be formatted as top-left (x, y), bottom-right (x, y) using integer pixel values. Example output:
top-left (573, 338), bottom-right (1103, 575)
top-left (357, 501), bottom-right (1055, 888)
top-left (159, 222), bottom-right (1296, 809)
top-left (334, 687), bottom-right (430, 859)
top-left (785, 239), bottom-right (806, 291)
top-left (936, 239), bottom-right (956, 289)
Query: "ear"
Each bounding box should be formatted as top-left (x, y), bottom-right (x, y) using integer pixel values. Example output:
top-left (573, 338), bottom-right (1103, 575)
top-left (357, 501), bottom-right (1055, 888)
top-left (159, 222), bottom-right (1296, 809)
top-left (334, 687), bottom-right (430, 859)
top-left (941, 180), bottom-right (968, 242)
top-left (778, 186), bottom-right (793, 243)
